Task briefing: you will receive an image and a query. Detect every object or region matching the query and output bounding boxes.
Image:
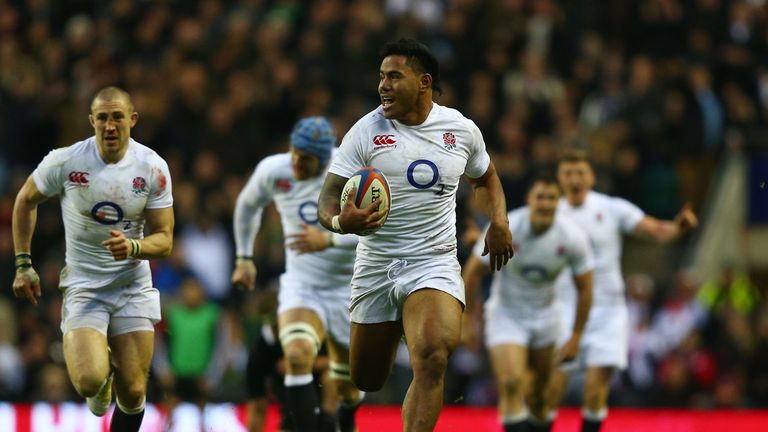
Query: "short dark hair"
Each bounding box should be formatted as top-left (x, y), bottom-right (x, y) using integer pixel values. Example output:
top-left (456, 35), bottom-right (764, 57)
top-left (527, 171), bottom-right (561, 194)
top-left (380, 38), bottom-right (442, 95)
top-left (559, 149), bottom-right (591, 166)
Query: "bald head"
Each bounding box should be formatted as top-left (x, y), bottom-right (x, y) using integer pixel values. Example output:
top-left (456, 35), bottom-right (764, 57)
top-left (91, 86), bottom-right (133, 113)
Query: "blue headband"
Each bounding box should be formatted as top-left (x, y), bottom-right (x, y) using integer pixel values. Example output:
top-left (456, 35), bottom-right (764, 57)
top-left (290, 116), bottom-right (336, 168)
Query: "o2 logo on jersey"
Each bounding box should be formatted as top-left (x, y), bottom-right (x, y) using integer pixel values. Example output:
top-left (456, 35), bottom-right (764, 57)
top-left (91, 201), bottom-right (124, 225)
top-left (407, 160), bottom-right (439, 189)
top-left (298, 201), bottom-right (319, 225)
top-left (407, 159), bottom-right (451, 195)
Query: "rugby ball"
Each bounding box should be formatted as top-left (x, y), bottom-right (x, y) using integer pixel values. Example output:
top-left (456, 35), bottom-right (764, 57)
top-left (340, 167), bottom-right (391, 236)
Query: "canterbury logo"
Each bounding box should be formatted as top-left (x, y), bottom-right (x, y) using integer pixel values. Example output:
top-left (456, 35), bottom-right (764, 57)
top-left (68, 171), bottom-right (89, 185)
top-left (373, 134), bottom-right (396, 145)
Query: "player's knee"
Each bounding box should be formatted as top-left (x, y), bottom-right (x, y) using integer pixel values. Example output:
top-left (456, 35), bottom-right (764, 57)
top-left (71, 372), bottom-right (107, 398)
top-left (117, 381), bottom-right (147, 408)
top-left (283, 340), bottom-right (315, 372)
top-left (351, 372), bottom-right (386, 392)
top-left (279, 322), bottom-right (320, 373)
top-left (410, 345), bottom-right (451, 380)
top-left (497, 375), bottom-right (525, 397)
top-left (350, 361), bottom-right (389, 392)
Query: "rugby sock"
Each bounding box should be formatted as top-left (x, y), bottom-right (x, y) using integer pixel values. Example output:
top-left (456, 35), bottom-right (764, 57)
top-left (284, 374), bottom-right (320, 432)
top-left (502, 410), bottom-right (529, 432)
top-left (110, 398), bottom-right (145, 432)
top-left (581, 407), bottom-right (607, 432)
top-left (337, 391), bottom-right (364, 432)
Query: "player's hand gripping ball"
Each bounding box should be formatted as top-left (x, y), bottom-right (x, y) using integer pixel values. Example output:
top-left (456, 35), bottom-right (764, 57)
top-left (340, 167), bottom-right (391, 236)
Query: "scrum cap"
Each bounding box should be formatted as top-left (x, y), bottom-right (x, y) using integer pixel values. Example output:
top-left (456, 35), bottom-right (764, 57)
top-left (290, 116), bottom-right (336, 167)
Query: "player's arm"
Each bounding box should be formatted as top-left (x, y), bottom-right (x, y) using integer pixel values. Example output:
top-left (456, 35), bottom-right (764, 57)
top-left (102, 207), bottom-right (174, 260)
top-left (461, 252), bottom-right (490, 350)
top-left (559, 271), bottom-right (593, 363)
top-left (286, 224), bottom-right (358, 254)
top-left (11, 176), bottom-right (49, 306)
top-left (465, 162), bottom-right (514, 271)
top-left (462, 254), bottom-right (489, 309)
top-left (141, 207), bottom-right (174, 257)
top-left (632, 203), bottom-right (698, 244)
top-left (318, 172), bottom-right (385, 235)
top-left (232, 178), bottom-right (271, 290)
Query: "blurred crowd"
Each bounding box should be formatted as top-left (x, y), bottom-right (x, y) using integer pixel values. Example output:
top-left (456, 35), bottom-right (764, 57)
top-left (2, 0), bottom-right (768, 409)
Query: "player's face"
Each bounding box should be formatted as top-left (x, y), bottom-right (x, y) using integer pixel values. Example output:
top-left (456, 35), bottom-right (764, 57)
top-left (379, 55), bottom-right (422, 121)
top-left (89, 97), bottom-right (137, 159)
top-left (557, 161), bottom-right (595, 202)
top-left (527, 181), bottom-right (561, 228)
top-left (290, 148), bottom-right (321, 180)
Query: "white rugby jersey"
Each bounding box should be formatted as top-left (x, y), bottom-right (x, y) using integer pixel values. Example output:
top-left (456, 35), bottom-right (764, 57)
top-left (234, 152), bottom-right (356, 287)
top-left (32, 137), bottom-right (173, 286)
top-left (329, 103), bottom-right (490, 260)
top-left (555, 191), bottom-right (645, 305)
top-left (474, 207), bottom-right (593, 312)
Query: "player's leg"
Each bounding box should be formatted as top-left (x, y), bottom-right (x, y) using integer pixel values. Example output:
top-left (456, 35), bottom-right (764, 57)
top-left (246, 397), bottom-right (268, 432)
top-left (63, 328), bottom-right (112, 407)
top-left (546, 367), bottom-right (569, 420)
top-left (61, 286), bottom-right (114, 417)
top-left (581, 366), bottom-right (613, 432)
top-left (527, 345), bottom-right (556, 432)
top-left (317, 365), bottom-right (339, 431)
top-left (348, 320), bottom-right (403, 390)
top-left (245, 332), bottom-right (271, 432)
top-left (488, 344), bottom-right (528, 432)
top-left (108, 325), bottom-right (154, 432)
top-left (401, 288), bottom-right (462, 432)
top-left (327, 338), bottom-right (363, 432)
top-left (278, 308), bottom-right (326, 432)
top-left (578, 304), bottom-right (628, 432)
top-left (547, 300), bottom-right (578, 428)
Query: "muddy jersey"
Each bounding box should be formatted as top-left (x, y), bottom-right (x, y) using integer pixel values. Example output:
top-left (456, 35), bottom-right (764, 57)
top-left (475, 207), bottom-right (593, 313)
top-left (329, 103), bottom-right (490, 261)
top-left (234, 152), bottom-right (356, 287)
top-left (32, 137), bottom-right (173, 286)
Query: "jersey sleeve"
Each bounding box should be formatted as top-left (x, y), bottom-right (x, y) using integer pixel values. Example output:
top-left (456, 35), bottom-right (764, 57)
top-left (463, 120), bottom-right (491, 179)
top-left (234, 159), bottom-right (276, 256)
top-left (567, 225), bottom-right (595, 277)
top-left (611, 197), bottom-right (645, 234)
top-left (147, 156), bottom-right (174, 209)
top-left (329, 123), bottom-right (369, 178)
top-left (31, 148), bottom-right (68, 197)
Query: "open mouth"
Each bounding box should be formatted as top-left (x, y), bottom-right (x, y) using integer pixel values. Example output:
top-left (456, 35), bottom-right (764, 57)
top-left (381, 95), bottom-right (394, 110)
top-left (105, 136), bottom-right (118, 144)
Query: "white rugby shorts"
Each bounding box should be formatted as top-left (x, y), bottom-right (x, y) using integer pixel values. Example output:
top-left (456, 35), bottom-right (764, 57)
top-left (61, 274), bottom-right (160, 337)
top-left (557, 301), bottom-right (629, 370)
top-left (349, 255), bottom-right (464, 324)
top-left (484, 304), bottom-right (560, 349)
top-left (277, 273), bottom-right (352, 347)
